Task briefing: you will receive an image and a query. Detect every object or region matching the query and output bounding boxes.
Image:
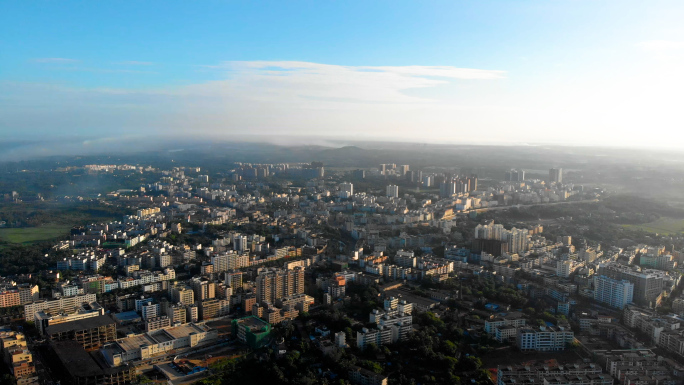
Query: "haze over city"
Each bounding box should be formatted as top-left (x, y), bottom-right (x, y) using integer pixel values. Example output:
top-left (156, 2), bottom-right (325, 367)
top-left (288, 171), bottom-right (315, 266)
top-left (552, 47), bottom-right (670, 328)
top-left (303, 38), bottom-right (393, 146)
top-left (2, 1), bottom-right (684, 150)
top-left (7, 3), bottom-right (684, 385)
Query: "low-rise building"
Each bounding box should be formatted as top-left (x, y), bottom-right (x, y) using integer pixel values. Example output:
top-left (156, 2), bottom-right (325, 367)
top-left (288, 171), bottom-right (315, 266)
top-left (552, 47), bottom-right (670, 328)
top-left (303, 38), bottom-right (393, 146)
top-left (101, 323), bottom-right (217, 366)
top-left (348, 365), bottom-right (388, 385)
top-left (45, 314), bottom-right (117, 351)
top-left (484, 313), bottom-right (527, 335)
top-left (516, 325), bottom-right (575, 351)
top-left (232, 316), bottom-right (271, 349)
top-left (358, 306), bottom-right (413, 349)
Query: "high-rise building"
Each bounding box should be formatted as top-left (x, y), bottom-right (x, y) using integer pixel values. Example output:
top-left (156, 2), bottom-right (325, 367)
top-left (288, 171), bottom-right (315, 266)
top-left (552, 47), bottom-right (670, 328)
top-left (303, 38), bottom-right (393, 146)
top-left (256, 267), bottom-right (305, 304)
top-left (162, 300), bottom-right (187, 325)
top-left (186, 304), bottom-right (199, 323)
top-left (211, 253), bottom-right (229, 273)
top-left (562, 236), bottom-right (572, 246)
top-left (467, 175), bottom-right (478, 191)
top-left (302, 162), bottom-right (324, 179)
top-left (549, 168), bottom-right (563, 183)
top-left (199, 298), bottom-right (230, 320)
top-left (440, 181), bottom-right (456, 198)
top-left (17, 284), bottom-right (39, 305)
top-left (505, 169), bottom-right (525, 182)
top-left (192, 278), bottom-right (216, 301)
top-left (234, 235), bottom-right (248, 252)
top-left (474, 221), bottom-right (530, 254)
top-left (137, 300), bottom-right (159, 320)
top-left (145, 316), bottom-right (171, 332)
top-left (335, 331), bottom-right (347, 348)
top-left (594, 275), bottom-right (634, 309)
top-left (507, 228), bottom-right (530, 254)
top-left (352, 169), bottom-right (365, 179)
top-left (339, 182), bottom-right (354, 199)
top-left (0, 290), bottom-right (21, 308)
top-left (159, 253), bottom-right (172, 268)
top-left (170, 284), bottom-right (195, 305)
top-left (556, 260), bottom-right (579, 278)
top-left (386, 185), bottom-right (399, 198)
top-left (598, 263), bottom-right (665, 306)
top-left (225, 271), bottom-right (244, 289)
top-left (228, 253), bottom-right (250, 270)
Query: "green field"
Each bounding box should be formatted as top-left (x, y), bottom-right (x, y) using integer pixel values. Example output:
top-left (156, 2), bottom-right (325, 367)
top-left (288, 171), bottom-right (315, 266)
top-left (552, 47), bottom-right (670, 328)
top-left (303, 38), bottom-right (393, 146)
top-left (624, 217), bottom-right (684, 234)
top-left (0, 225), bottom-right (71, 244)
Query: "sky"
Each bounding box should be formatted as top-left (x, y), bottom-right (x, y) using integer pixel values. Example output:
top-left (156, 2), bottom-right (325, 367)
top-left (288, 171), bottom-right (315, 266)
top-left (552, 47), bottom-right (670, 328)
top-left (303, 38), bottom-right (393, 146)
top-left (1, 1), bottom-right (684, 149)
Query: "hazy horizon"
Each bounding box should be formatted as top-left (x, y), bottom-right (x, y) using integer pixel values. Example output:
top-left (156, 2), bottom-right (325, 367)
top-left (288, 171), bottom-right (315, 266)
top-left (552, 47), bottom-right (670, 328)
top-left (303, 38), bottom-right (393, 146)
top-left (4, 134), bottom-right (684, 164)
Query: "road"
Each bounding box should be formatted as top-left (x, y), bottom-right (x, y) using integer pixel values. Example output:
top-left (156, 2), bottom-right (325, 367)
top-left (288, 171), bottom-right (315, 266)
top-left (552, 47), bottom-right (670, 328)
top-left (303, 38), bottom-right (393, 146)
top-left (467, 198), bottom-right (600, 213)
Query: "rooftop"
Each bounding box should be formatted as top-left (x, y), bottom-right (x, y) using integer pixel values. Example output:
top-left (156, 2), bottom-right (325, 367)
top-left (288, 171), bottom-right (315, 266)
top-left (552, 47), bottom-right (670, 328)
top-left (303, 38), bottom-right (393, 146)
top-left (149, 329), bottom-right (174, 343)
top-left (51, 339), bottom-right (131, 378)
top-left (234, 315), bottom-right (270, 332)
top-left (113, 310), bottom-right (141, 322)
top-left (116, 333), bottom-right (157, 353)
top-left (45, 314), bottom-right (115, 335)
top-left (50, 339), bottom-right (103, 378)
top-left (164, 323), bottom-right (205, 339)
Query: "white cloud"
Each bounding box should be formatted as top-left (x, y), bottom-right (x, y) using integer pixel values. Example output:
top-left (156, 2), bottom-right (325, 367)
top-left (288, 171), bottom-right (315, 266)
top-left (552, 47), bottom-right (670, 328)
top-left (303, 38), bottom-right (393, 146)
top-left (183, 61), bottom-right (505, 105)
top-left (362, 65), bottom-right (505, 80)
top-left (1, 61), bottom-right (510, 142)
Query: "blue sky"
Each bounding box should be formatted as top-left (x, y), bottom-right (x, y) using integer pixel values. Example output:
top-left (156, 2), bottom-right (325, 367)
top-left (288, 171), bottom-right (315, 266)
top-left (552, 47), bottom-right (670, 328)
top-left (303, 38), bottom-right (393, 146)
top-left (1, 1), bottom-right (684, 148)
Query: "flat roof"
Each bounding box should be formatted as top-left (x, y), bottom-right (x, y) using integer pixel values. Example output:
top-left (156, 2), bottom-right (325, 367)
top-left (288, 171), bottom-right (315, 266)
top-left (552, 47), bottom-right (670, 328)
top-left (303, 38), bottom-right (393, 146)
top-left (165, 323), bottom-right (203, 339)
top-left (45, 314), bottom-right (115, 335)
top-left (117, 333), bottom-right (157, 352)
top-left (113, 311), bottom-right (141, 321)
top-left (52, 339), bottom-right (131, 378)
top-left (235, 316), bottom-right (269, 331)
top-left (149, 329), bottom-right (174, 343)
top-left (51, 340), bottom-right (103, 378)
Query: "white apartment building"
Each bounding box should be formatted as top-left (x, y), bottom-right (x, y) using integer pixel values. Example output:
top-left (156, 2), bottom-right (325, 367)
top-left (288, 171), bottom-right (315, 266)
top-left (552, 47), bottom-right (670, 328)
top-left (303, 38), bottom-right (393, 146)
top-left (394, 250), bottom-right (416, 268)
top-left (594, 275), bottom-right (634, 309)
top-left (24, 293), bottom-right (97, 320)
top-left (484, 315), bottom-right (527, 335)
top-left (358, 303), bottom-right (413, 349)
top-left (386, 185), bottom-right (399, 198)
top-left (557, 260), bottom-right (580, 278)
top-left (339, 182), bottom-right (354, 199)
top-left (516, 325), bottom-right (575, 352)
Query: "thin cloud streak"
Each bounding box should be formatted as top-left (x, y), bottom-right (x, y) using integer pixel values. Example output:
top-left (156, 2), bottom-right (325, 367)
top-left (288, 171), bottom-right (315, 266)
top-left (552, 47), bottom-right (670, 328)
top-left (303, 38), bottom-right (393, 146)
top-left (208, 61), bottom-right (505, 80)
top-left (178, 61), bottom-right (506, 104)
top-left (1, 60), bottom-right (509, 142)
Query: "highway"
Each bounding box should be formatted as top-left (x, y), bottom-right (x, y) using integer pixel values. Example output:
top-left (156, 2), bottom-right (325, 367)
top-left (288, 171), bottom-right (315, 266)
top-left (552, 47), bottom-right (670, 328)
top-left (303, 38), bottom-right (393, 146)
top-left (467, 198), bottom-right (600, 213)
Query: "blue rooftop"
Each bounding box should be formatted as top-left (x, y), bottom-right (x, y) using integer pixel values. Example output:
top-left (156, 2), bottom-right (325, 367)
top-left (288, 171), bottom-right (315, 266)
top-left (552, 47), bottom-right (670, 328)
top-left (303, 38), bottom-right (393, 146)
top-left (113, 310), bottom-right (141, 321)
